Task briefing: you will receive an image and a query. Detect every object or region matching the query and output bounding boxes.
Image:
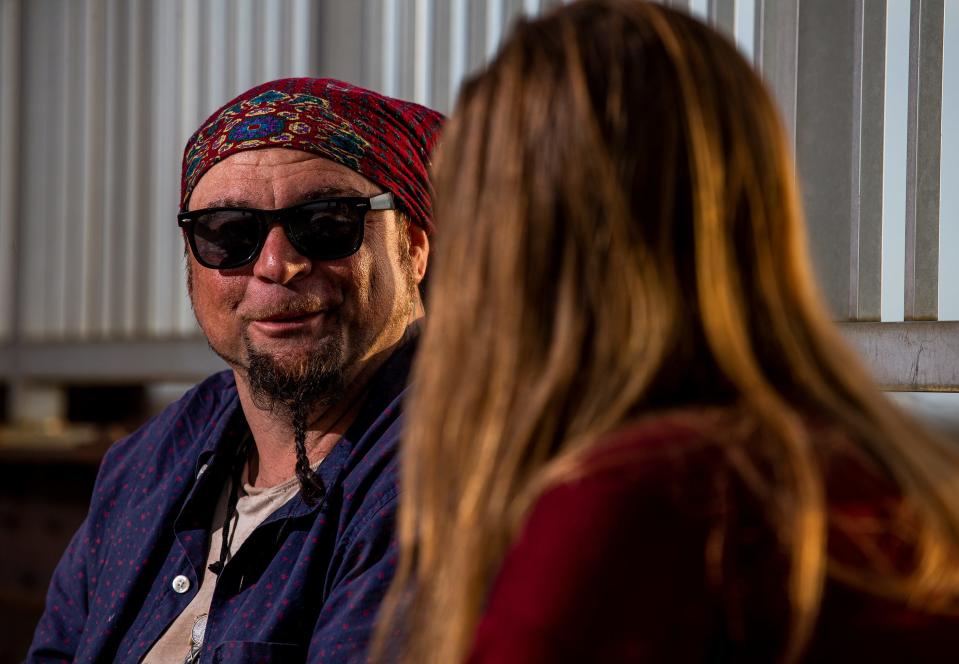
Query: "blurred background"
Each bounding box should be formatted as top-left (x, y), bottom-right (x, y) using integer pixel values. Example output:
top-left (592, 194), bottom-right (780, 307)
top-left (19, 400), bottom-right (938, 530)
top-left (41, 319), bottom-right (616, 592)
top-left (0, 0), bottom-right (957, 659)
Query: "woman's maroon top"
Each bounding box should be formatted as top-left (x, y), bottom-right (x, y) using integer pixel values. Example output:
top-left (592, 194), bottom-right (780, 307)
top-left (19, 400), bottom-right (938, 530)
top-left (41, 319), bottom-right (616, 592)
top-left (468, 410), bottom-right (959, 663)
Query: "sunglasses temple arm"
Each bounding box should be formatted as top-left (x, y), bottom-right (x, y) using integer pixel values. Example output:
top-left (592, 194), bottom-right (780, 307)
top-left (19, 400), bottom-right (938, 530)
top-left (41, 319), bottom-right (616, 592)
top-left (369, 192), bottom-right (394, 210)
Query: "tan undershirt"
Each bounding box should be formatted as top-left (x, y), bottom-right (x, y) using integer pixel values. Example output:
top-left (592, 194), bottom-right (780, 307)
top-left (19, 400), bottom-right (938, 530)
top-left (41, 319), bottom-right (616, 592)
top-left (143, 464), bottom-right (311, 664)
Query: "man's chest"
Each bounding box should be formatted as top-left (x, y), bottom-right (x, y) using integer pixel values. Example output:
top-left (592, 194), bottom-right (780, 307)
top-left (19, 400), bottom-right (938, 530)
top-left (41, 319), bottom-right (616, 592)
top-left (97, 502), bottom-right (341, 663)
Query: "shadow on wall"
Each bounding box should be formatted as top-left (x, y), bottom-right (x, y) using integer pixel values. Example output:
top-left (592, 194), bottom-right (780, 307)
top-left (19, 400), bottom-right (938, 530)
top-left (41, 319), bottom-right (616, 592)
top-left (891, 393), bottom-right (959, 442)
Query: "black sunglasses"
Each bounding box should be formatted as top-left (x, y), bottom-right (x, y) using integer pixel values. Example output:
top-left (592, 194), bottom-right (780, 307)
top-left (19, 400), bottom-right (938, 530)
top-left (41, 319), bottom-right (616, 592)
top-left (177, 192), bottom-right (395, 269)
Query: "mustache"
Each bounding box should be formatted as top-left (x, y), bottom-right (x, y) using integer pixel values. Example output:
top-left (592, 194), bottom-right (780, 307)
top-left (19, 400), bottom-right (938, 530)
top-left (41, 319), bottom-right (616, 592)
top-left (242, 296), bottom-right (334, 321)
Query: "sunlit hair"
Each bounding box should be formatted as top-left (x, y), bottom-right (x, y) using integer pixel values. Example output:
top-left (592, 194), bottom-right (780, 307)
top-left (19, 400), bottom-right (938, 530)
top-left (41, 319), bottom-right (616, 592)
top-left (374, 1), bottom-right (959, 662)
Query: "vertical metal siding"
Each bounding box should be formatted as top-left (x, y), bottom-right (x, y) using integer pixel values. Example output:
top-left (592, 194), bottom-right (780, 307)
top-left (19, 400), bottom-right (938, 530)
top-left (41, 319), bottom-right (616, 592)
top-left (939, 0), bottom-right (959, 321)
top-left (382, 0), bottom-right (400, 97)
top-left (80, 0), bottom-right (106, 338)
top-left (6, 0), bottom-right (325, 343)
top-left (796, 0), bottom-right (860, 316)
top-left (19, 0), bottom-right (62, 340)
top-left (125, 0), bottom-right (151, 337)
top-left (849, 1), bottom-right (887, 321)
top-left (0, 0), bottom-right (21, 344)
top-left (755, 0), bottom-right (800, 146)
top-left (0, 0), bottom-right (954, 382)
top-left (292, 0), bottom-right (314, 76)
top-left (448, 0), bottom-right (469, 107)
top-left (485, 0), bottom-right (505, 59)
top-left (881, 1), bottom-right (911, 323)
top-left (99, 0), bottom-right (121, 337)
top-left (904, 0), bottom-right (944, 321)
top-left (415, 0), bottom-right (434, 107)
top-left (709, 0), bottom-right (737, 40)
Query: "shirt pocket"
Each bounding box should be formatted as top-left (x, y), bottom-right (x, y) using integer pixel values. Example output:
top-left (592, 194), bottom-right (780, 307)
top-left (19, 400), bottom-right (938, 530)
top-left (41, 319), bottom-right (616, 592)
top-left (211, 640), bottom-right (304, 663)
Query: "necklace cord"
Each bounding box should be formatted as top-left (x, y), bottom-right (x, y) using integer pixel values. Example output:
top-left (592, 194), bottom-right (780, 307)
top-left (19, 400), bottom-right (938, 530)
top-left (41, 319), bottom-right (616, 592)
top-left (209, 429), bottom-right (252, 576)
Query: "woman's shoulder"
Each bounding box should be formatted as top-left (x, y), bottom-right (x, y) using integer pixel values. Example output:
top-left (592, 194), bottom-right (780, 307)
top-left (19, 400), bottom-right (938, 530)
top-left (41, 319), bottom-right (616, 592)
top-left (471, 409), bottom-right (737, 663)
top-left (554, 406), bottom-right (755, 506)
top-left (567, 405), bottom-right (898, 504)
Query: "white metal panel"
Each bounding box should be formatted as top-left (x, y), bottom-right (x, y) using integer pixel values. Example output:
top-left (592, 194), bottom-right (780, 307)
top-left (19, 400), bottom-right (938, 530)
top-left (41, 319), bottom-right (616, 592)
top-left (755, 0), bottom-right (800, 147)
top-left (796, 0), bottom-right (858, 317)
top-left (382, 0), bottom-right (400, 97)
top-left (430, 0), bottom-right (453, 111)
top-left (940, 0), bottom-right (959, 320)
top-left (397, 0), bottom-right (417, 103)
top-left (147, 0), bottom-right (182, 338)
top-left (174, 0), bottom-right (203, 335)
top-left (0, 0), bottom-right (21, 344)
top-left (61, 0), bottom-right (86, 338)
top-left (709, 0), bottom-right (736, 40)
top-left (291, 0), bottom-right (314, 76)
top-left (362, 0), bottom-right (383, 95)
top-left (733, 0), bottom-right (755, 61)
top-left (280, 0), bottom-right (296, 76)
top-left (882, 0), bottom-right (911, 322)
top-left (80, 0), bottom-right (106, 337)
top-left (99, 0), bottom-right (121, 337)
top-left (207, 0), bottom-right (230, 117)
top-left (250, 2), bottom-right (268, 92)
top-left (414, 0), bottom-right (434, 106)
top-left (486, 0), bottom-right (505, 59)
top-left (449, 0), bottom-right (469, 110)
top-left (849, 1), bottom-right (887, 321)
top-left (467, 0), bottom-right (488, 80)
top-left (17, 0), bottom-right (55, 340)
top-left (123, 0), bottom-right (150, 337)
top-left (263, 0), bottom-right (283, 84)
top-left (10, 339), bottom-right (227, 382)
top-left (235, 0), bottom-right (256, 93)
top-left (0, 0), bottom-right (956, 389)
top-left (904, 0), bottom-right (944, 320)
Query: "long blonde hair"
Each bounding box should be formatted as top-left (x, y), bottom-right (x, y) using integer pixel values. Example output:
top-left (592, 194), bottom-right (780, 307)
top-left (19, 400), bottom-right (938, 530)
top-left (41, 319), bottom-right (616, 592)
top-left (375, 2), bottom-right (959, 661)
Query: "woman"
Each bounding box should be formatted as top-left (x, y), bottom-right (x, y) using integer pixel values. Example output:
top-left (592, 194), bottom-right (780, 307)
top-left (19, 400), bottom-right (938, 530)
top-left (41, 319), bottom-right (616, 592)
top-left (377, 1), bottom-right (959, 661)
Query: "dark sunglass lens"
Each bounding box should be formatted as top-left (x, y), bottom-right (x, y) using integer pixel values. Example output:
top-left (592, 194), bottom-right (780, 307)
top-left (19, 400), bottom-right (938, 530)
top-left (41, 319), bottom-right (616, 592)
top-left (287, 203), bottom-right (363, 260)
top-left (192, 210), bottom-right (261, 267)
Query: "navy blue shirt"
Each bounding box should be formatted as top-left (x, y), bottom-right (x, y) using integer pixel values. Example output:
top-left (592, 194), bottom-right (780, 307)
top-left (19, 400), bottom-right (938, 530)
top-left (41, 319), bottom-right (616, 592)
top-left (27, 335), bottom-right (415, 663)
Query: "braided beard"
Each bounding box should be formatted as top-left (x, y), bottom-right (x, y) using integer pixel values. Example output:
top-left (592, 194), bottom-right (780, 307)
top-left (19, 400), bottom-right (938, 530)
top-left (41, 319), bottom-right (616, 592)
top-left (245, 342), bottom-right (344, 505)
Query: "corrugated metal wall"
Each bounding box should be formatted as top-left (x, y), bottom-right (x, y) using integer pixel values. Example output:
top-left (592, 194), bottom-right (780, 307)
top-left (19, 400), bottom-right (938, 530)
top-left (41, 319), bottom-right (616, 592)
top-left (2, 0), bottom-right (321, 345)
top-left (0, 0), bottom-right (750, 344)
top-left (0, 0), bottom-right (955, 387)
top-left (0, 0), bottom-right (19, 347)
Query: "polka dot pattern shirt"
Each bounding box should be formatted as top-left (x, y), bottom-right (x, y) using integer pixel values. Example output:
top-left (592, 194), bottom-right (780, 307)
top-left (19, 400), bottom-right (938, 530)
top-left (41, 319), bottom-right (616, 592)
top-left (27, 336), bottom-right (415, 663)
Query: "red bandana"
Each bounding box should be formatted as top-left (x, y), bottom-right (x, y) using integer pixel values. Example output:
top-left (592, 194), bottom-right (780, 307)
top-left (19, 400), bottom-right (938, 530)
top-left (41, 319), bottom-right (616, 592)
top-left (180, 78), bottom-right (444, 234)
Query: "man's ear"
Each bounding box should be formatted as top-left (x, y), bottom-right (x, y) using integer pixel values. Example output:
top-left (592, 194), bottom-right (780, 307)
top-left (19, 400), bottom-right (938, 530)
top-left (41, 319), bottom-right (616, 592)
top-left (407, 222), bottom-right (429, 285)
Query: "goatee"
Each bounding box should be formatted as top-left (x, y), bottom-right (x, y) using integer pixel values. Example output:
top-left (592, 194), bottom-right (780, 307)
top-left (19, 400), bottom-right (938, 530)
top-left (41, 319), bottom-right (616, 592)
top-left (245, 341), bottom-right (346, 505)
top-left (245, 340), bottom-right (346, 416)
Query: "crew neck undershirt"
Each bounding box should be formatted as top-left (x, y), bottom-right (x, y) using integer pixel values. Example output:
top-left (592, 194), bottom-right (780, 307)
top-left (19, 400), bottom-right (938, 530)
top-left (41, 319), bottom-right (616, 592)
top-left (143, 460), bottom-right (320, 663)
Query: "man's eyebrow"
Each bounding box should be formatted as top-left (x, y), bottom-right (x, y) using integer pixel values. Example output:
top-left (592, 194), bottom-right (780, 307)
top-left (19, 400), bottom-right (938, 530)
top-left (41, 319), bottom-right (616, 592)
top-left (196, 187), bottom-right (368, 211)
top-left (200, 197), bottom-right (251, 209)
top-left (300, 186), bottom-right (367, 199)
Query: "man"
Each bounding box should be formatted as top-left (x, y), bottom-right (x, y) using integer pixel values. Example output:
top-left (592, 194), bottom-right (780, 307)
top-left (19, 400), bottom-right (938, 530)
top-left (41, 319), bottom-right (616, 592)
top-left (27, 78), bottom-right (443, 663)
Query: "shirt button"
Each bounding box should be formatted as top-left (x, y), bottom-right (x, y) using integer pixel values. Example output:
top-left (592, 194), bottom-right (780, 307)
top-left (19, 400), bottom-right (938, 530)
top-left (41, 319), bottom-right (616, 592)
top-left (172, 575), bottom-right (191, 594)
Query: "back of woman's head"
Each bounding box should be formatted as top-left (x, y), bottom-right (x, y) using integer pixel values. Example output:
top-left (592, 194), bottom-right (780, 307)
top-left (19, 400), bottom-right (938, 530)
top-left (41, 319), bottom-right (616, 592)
top-left (425, 0), bottom-right (851, 429)
top-left (379, 2), bottom-right (959, 662)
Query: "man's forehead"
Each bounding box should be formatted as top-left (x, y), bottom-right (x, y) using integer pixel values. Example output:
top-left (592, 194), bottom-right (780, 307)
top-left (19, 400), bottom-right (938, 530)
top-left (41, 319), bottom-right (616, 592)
top-left (189, 148), bottom-right (380, 210)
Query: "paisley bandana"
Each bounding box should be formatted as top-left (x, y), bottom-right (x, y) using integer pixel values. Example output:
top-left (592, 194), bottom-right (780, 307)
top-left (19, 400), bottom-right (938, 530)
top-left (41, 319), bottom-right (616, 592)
top-left (180, 78), bottom-right (444, 234)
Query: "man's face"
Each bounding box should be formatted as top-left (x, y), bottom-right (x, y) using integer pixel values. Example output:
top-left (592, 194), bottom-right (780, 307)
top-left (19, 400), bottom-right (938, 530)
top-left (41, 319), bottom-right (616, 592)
top-left (186, 148), bottom-right (427, 398)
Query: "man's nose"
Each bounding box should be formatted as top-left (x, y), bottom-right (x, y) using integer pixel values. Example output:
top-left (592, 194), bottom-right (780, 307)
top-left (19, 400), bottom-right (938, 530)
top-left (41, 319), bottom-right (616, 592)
top-left (252, 224), bottom-right (312, 284)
